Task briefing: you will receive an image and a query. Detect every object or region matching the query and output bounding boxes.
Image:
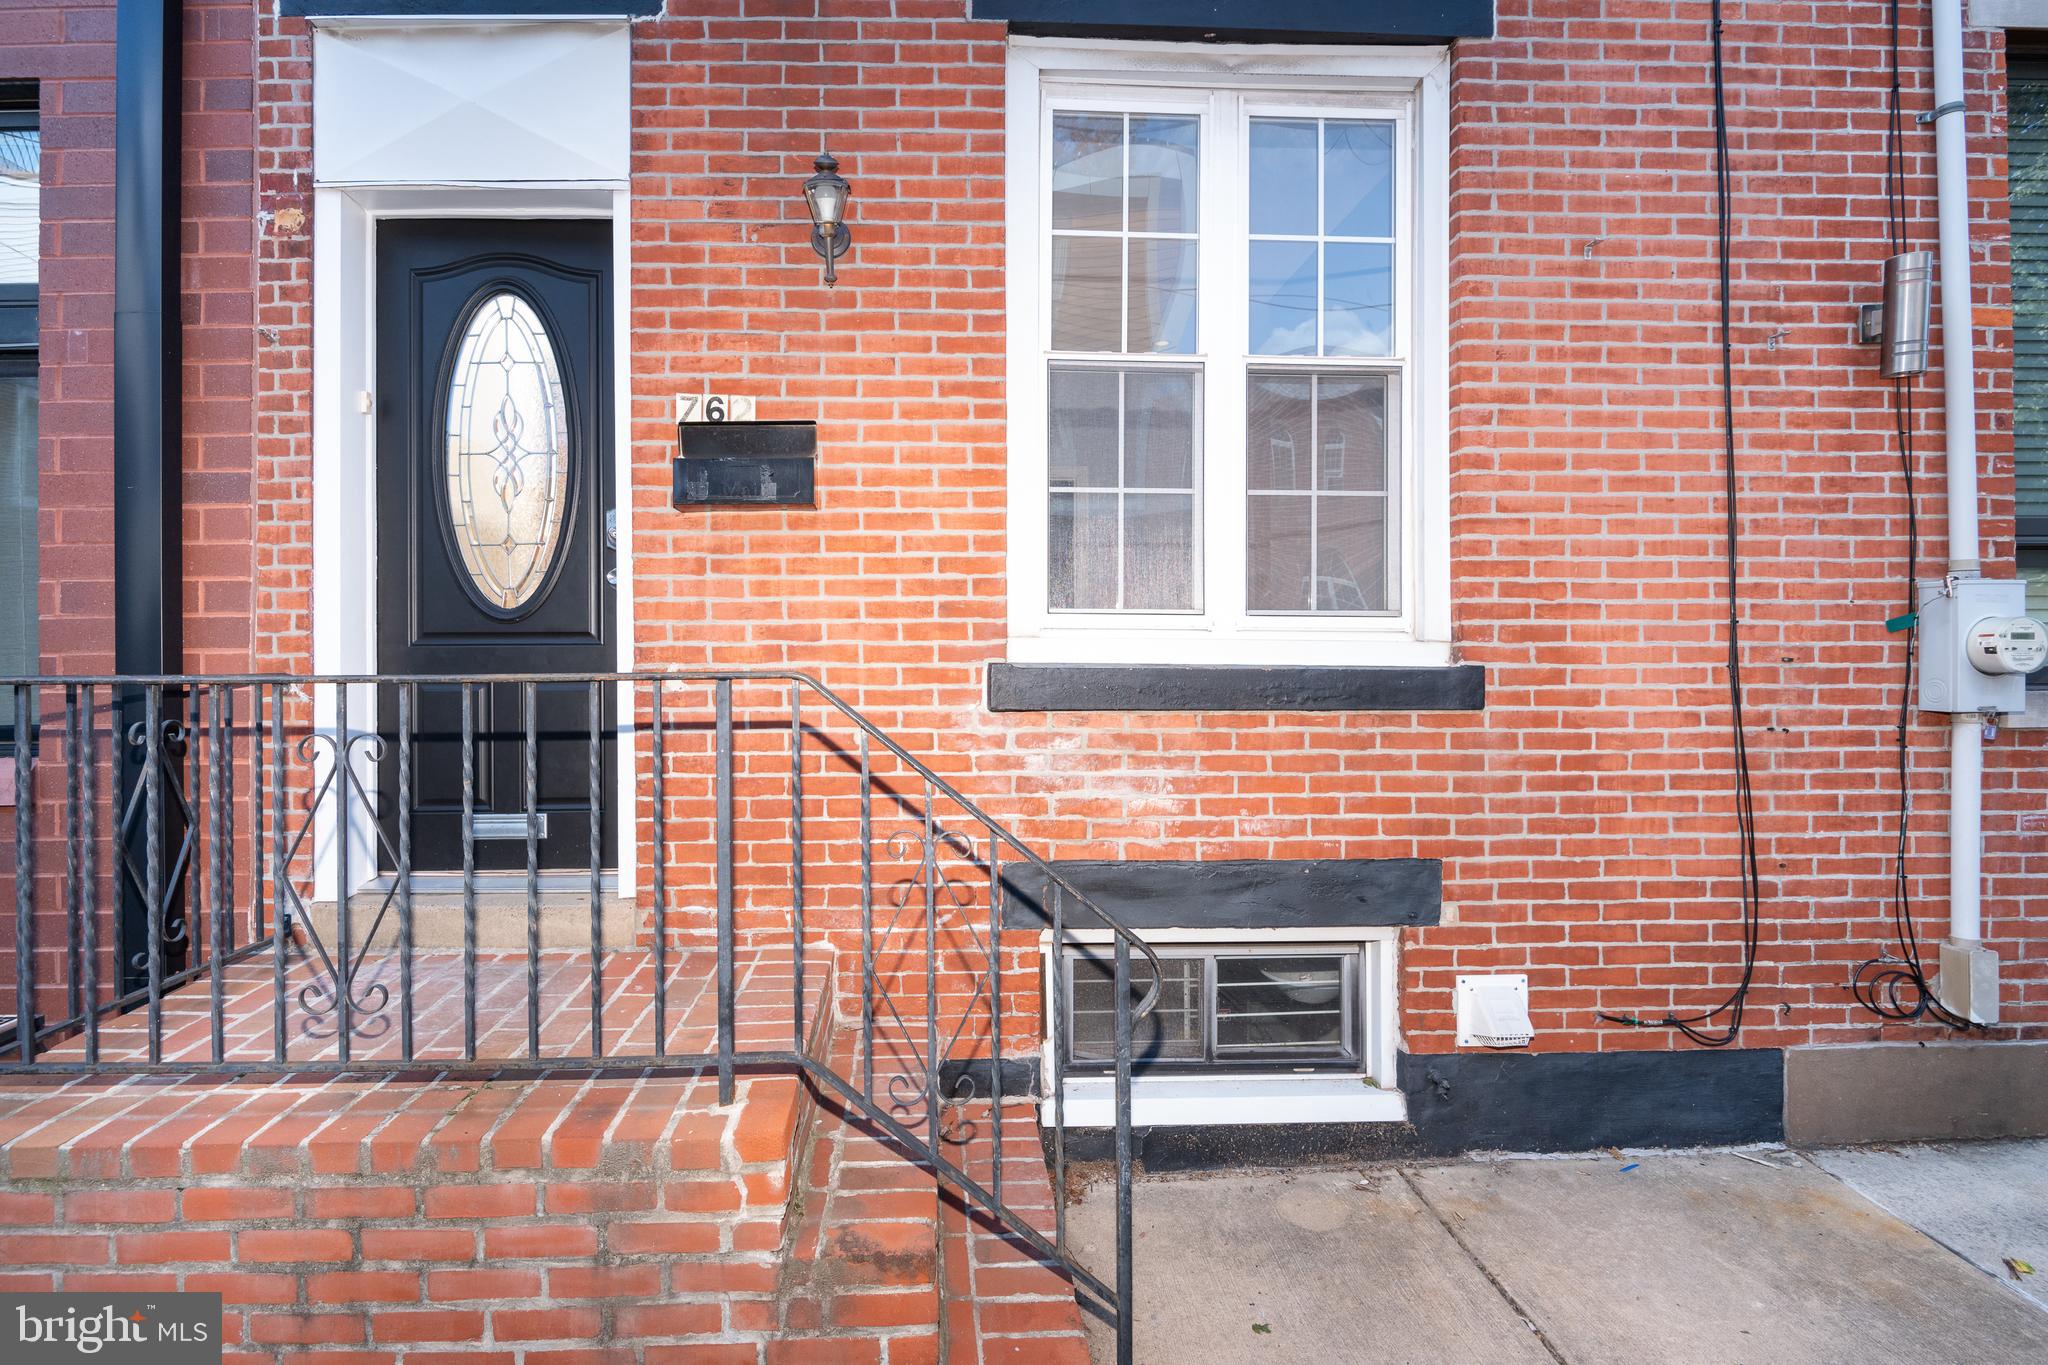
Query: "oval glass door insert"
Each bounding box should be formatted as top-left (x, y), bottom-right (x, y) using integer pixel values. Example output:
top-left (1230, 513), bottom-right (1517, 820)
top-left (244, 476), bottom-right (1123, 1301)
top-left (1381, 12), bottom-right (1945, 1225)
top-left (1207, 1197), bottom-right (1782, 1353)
top-left (442, 291), bottom-right (572, 613)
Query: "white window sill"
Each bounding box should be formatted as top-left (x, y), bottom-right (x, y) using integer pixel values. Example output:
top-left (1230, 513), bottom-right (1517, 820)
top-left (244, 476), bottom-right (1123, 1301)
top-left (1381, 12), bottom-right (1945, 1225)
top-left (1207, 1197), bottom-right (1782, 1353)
top-left (1046, 1073), bottom-right (1408, 1128)
top-left (1005, 632), bottom-right (1454, 669)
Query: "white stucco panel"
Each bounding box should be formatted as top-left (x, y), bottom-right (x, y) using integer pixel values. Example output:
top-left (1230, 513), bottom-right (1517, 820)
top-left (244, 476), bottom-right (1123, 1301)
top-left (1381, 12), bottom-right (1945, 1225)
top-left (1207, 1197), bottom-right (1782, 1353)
top-left (313, 22), bottom-right (630, 185)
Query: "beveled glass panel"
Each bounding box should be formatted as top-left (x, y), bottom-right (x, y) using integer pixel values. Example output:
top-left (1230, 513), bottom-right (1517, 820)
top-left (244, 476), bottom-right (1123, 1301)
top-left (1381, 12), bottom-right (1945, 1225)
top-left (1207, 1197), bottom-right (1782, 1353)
top-left (443, 291), bottom-right (572, 613)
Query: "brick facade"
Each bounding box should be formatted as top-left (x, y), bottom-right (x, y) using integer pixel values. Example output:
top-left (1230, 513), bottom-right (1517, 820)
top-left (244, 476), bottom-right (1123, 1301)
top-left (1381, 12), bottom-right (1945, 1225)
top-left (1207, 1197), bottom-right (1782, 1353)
top-left (6, 0), bottom-right (2047, 1068)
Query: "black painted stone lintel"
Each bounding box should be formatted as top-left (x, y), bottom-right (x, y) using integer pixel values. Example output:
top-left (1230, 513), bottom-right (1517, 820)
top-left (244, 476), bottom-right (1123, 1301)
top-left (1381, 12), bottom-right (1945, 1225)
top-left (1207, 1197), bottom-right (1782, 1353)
top-left (1002, 858), bottom-right (1440, 932)
top-left (972, 0), bottom-right (1493, 42)
top-left (1397, 1047), bottom-right (1786, 1154)
top-left (987, 662), bottom-right (1484, 713)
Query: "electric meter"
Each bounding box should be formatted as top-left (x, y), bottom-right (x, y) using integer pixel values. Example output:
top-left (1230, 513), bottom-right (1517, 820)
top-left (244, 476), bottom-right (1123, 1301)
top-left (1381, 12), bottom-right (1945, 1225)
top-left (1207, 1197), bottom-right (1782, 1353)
top-left (1919, 579), bottom-right (2043, 713)
top-left (1967, 616), bottom-right (2048, 676)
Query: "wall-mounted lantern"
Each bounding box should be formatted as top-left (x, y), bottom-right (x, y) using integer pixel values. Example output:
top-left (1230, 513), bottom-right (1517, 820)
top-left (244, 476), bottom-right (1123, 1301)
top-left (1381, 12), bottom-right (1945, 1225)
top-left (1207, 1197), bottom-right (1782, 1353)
top-left (802, 149), bottom-right (852, 287)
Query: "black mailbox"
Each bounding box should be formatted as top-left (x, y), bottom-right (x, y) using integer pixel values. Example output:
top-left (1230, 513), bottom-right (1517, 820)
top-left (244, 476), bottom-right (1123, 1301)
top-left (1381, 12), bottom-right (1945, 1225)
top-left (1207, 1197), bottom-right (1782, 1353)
top-left (672, 421), bottom-right (817, 507)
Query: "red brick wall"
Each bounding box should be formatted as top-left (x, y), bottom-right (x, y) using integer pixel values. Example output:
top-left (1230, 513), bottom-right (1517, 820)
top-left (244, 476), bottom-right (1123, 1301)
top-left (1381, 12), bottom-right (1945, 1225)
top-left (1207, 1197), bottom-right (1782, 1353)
top-left (181, 0), bottom-right (259, 676)
top-left (8, 0), bottom-right (2042, 1064)
top-left (3, 0), bottom-right (116, 679)
top-left (0, 0), bottom-right (256, 1028)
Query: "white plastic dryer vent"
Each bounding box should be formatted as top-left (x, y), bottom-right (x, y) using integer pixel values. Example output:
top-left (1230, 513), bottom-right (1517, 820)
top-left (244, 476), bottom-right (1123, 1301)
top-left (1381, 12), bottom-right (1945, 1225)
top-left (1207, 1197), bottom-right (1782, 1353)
top-left (1455, 974), bottom-right (1533, 1048)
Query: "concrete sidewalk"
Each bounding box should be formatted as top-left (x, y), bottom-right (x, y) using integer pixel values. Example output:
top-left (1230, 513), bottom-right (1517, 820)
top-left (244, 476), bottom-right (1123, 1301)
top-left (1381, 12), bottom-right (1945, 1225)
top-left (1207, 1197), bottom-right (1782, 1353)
top-left (1066, 1142), bottom-right (2048, 1364)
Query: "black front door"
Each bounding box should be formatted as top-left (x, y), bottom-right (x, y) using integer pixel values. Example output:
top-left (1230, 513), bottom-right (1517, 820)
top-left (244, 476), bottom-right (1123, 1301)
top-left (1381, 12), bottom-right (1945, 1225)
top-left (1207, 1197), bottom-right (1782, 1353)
top-left (375, 219), bottom-right (615, 872)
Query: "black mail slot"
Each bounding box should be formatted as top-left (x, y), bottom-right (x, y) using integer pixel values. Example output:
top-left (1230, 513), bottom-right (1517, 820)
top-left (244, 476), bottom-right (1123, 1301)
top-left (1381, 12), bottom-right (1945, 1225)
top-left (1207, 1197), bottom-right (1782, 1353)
top-left (672, 421), bottom-right (817, 506)
top-left (677, 421), bottom-right (816, 459)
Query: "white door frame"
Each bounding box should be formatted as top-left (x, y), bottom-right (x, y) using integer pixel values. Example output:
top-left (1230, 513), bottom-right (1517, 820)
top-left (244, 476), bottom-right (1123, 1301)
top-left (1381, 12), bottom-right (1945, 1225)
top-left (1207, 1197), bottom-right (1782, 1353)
top-left (308, 183), bottom-right (638, 902)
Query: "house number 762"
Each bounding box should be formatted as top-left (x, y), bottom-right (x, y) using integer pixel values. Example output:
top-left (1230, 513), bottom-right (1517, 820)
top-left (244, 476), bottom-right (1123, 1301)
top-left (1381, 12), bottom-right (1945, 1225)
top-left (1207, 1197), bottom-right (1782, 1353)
top-left (676, 393), bottom-right (757, 423)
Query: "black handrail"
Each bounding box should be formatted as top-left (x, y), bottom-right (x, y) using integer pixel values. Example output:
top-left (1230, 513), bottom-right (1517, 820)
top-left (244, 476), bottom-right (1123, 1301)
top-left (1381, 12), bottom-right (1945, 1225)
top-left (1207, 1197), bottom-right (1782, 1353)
top-left (0, 671), bottom-right (1152, 1363)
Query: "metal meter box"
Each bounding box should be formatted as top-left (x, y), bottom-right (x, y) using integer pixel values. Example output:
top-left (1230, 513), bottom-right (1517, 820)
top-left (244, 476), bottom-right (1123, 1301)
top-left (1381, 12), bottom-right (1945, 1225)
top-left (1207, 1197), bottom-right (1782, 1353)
top-left (1918, 578), bottom-right (2030, 714)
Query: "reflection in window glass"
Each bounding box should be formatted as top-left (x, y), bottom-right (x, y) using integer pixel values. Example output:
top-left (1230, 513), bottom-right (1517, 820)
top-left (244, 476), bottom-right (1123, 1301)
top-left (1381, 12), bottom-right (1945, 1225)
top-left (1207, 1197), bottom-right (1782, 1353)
top-left (0, 364), bottom-right (36, 734)
top-left (0, 125), bottom-right (37, 288)
top-left (1064, 947), bottom-right (1363, 1070)
top-left (1247, 116), bottom-right (1395, 358)
top-left (1246, 372), bottom-right (1393, 614)
top-left (1214, 955), bottom-right (1350, 1058)
top-left (1048, 111), bottom-right (1199, 355)
top-left (1068, 953), bottom-right (1204, 1065)
top-left (1048, 365), bottom-right (1201, 612)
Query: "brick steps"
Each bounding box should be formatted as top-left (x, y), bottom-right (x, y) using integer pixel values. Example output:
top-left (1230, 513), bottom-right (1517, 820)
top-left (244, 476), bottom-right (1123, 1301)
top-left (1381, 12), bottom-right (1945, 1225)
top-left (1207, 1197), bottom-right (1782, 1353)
top-left (0, 943), bottom-right (1093, 1363)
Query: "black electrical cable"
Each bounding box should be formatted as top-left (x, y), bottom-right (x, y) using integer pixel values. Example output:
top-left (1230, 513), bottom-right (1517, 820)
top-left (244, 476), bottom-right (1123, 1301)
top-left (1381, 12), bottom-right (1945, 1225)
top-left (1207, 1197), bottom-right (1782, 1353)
top-left (1849, 0), bottom-right (1979, 1031)
top-left (1599, 0), bottom-right (1766, 1047)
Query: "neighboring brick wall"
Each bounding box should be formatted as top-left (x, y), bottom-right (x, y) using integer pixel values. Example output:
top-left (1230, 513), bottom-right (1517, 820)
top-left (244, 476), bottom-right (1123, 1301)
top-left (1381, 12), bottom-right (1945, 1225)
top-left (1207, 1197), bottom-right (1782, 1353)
top-left (8, 0), bottom-right (2046, 1068)
top-left (2, 1), bottom-right (116, 680)
top-left (1, 0), bottom-right (256, 1031)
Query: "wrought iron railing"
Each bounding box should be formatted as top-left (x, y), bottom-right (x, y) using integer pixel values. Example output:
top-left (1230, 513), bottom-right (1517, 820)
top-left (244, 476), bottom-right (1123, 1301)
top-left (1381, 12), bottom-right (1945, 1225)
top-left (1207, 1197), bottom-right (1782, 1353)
top-left (0, 671), bottom-right (1158, 1362)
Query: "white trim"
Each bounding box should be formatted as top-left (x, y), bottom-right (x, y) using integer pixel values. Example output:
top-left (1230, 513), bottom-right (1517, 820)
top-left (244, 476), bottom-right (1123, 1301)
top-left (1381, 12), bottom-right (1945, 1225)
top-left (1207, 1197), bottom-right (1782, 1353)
top-left (1005, 38), bottom-right (1451, 669)
top-left (1058, 1073), bottom-right (1407, 1128)
top-left (309, 14), bottom-right (647, 28)
top-left (308, 183), bottom-right (635, 900)
top-left (1038, 924), bottom-right (1403, 1128)
top-left (1968, 0), bottom-right (2048, 28)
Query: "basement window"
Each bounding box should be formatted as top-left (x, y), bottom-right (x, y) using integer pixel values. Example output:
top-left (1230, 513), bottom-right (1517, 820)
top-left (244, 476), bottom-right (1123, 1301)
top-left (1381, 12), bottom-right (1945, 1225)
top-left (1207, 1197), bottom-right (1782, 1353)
top-left (1063, 944), bottom-right (1362, 1071)
top-left (1045, 934), bottom-right (1401, 1126)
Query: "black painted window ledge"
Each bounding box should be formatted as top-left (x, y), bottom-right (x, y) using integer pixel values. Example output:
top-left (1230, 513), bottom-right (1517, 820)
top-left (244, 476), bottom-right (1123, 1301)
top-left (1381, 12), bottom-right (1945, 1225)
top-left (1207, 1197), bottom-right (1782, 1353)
top-left (986, 662), bottom-right (1485, 713)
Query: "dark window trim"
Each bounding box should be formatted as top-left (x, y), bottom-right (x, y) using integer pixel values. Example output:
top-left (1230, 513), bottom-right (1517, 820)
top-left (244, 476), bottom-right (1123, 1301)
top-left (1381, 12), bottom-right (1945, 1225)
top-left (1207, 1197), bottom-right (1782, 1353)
top-left (279, 0), bottom-right (662, 16)
top-left (987, 661), bottom-right (1484, 712)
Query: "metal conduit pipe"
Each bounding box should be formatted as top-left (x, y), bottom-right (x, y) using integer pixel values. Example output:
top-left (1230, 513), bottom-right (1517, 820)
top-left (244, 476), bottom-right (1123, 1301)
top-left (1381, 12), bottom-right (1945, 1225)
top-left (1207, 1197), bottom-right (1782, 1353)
top-left (1931, 0), bottom-right (1998, 1018)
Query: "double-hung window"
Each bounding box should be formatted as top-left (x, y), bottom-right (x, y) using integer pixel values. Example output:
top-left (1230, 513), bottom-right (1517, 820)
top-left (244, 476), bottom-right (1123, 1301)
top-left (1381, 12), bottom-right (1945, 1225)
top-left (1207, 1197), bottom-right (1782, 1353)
top-left (1006, 43), bottom-right (1450, 667)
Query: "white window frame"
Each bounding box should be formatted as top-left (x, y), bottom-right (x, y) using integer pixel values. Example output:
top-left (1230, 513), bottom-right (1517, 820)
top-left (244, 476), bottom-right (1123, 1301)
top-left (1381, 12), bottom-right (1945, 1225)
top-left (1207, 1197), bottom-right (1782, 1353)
top-left (1040, 926), bottom-right (1405, 1128)
top-left (1005, 38), bottom-right (1451, 668)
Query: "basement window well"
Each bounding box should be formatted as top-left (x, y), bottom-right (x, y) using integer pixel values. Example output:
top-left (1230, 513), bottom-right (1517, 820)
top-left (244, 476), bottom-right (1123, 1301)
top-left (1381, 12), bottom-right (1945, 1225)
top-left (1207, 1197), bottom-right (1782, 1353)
top-left (1044, 931), bottom-right (1403, 1126)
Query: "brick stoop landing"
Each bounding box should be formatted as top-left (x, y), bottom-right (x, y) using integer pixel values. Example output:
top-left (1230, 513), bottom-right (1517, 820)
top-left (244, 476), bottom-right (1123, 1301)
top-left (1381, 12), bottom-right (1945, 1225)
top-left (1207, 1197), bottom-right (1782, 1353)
top-left (0, 947), bottom-right (1089, 1363)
